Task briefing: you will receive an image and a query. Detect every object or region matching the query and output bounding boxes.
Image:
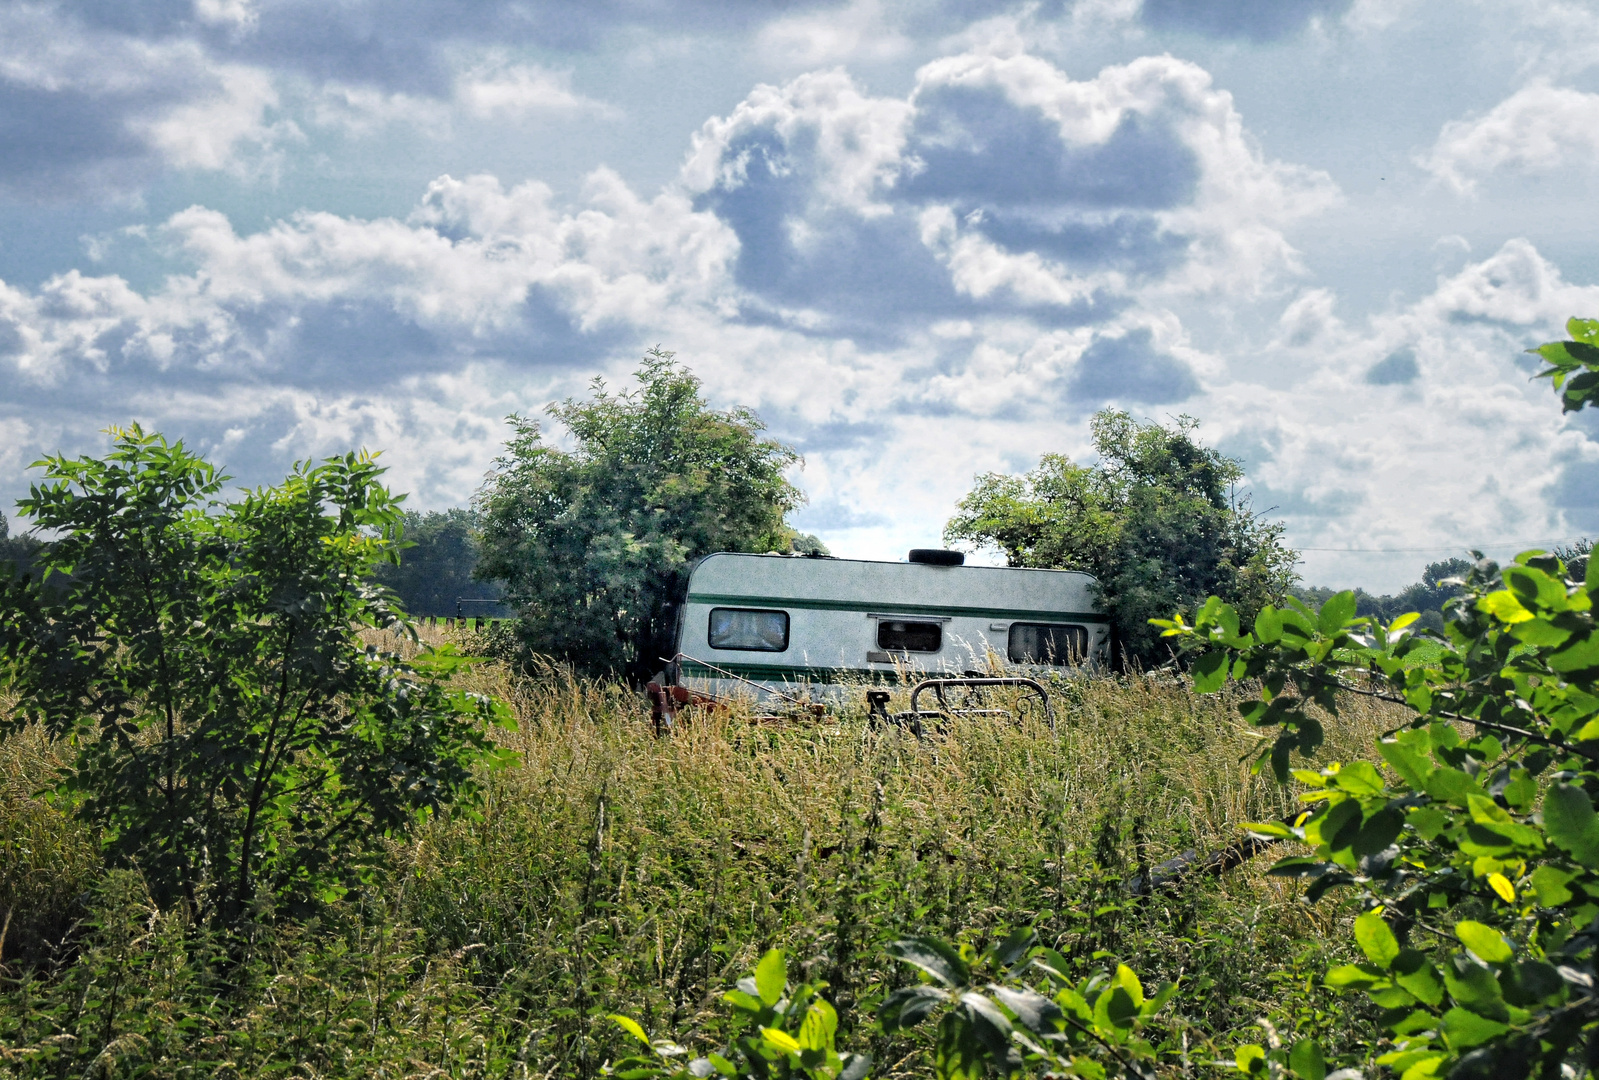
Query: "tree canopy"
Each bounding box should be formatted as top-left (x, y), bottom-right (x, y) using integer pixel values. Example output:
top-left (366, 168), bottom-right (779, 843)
top-left (944, 410), bottom-right (1296, 667)
top-left (476, 348), bottom-right (806, 681)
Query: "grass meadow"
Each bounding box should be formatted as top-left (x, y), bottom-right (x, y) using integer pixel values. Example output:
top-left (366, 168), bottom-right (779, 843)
top-left (0, 625), bottom-right (1403, 1078)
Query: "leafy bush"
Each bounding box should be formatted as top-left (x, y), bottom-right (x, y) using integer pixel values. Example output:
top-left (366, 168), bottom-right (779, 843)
top-left (477, 348), bottom-right (806, 682)
top-left (0, 427), bottom-right (511, 924)
top-left (607, 948), bottom-right (870, 1080)
top-left (944, 410), bottom-right (1295, 669)
top-left (880, 930), bottom-right (1174, 1079)
top-left (1152, 318), bottom-right (1599, 1078)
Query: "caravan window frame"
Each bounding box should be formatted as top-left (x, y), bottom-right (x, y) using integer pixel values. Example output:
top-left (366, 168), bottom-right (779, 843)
top-left (876, 619), bottom-right (943, 653)
top-left (1007, 622), bottom-right (1090, 665)
top-left (707, 607), bottom-right (791, 652)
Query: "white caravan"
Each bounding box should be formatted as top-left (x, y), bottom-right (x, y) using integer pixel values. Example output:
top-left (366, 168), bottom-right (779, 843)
top-left (658, 549), bottom-right (1110, 703)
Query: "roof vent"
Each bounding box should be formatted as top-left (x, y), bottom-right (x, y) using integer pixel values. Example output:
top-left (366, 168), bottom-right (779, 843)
top-left (908, 548), bottom-right (965, 566)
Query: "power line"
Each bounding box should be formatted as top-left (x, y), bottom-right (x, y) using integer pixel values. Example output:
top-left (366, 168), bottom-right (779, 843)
top-left (1298, 537), bottom-right (1585, 554)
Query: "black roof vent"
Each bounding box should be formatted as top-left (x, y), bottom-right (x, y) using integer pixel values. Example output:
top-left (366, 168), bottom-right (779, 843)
top-left (908, 548), bottom-right (965, 566)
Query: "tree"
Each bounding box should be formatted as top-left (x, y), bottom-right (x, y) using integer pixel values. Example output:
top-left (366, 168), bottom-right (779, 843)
top-left (1153, 317), bottom-right (1599, 1078)
top-left (476, 348), bottom-right (805, 681)
top-left (944, 410), bottom-right (1296, 668)
top-left (372, 508), bottom-right (504, 618)
top-left (0, 427), bottom-right (510, 924)
top-left (0, 510), bottom-right (42, 579)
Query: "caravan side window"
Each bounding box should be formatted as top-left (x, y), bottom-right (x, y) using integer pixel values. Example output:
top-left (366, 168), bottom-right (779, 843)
top-left (878, 620), bottom-right (942, 652)
top-left (1007, 623), bottom-right (1089, 665)
top-left (708, 608), bottom-right (789, 651)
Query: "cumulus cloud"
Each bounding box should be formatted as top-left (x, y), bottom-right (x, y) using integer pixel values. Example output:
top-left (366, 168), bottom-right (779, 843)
top-left (681, 50), bottom-right (1337, 340)
top-left (1210, 238), bottom-right (1599, 587)
top-left (0, 0), bottom-right (839, 197)
top-left (1421, 82), bottom-right (1599, 194)
top-left (0, 4), bottom-right (291, 195)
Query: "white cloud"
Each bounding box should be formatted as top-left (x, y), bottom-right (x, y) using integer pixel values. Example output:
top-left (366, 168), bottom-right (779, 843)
top-left (193, 0), bottom-right (259, 31)
top-left (455, 60), bottom-right (617, 120)
top-left (1421, 81), bottom-right (1599, 194)
top-left (756, 0), bottom-right (913, 68)
top-left (134, 64), bottom-right (298, 174)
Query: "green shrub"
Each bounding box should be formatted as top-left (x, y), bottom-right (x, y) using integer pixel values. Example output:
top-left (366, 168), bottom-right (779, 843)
top-left (0, 427), bottom-right (511, 925)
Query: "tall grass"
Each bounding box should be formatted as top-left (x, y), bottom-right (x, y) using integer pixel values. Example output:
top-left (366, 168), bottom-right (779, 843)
top-left (0, 635), bottom-right (1402, 1078)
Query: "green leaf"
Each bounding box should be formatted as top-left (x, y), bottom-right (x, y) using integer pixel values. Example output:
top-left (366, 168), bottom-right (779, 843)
top-left (1235, 1044), bottom-right (1267, 1075)
top-left (1406, 806), bottom-right (1449, 840)
top-left (1442, 1006), bottom-right (1509, 1049)
top-left (1318, 590), bottom-right (1357, 635)
top-left (1544, 783), bottom-right (1599, 868)
top-left (1442, 958), bottom-right (1508, 1020)
top-left (1530, 865), bottom-right (1576, 907)
top-left (1392, 950), bottom-right (1445, 1007)
top-left (761, 1027), bottom-right (801, 1055)
top-left (1454, 921), bottom-right (1513, 964)
top-left (988, 927), bottom-right (1035, 969)
top-left (1332, 761), bottom-right (1385, 797)
top-left (1424, 767), bottom-right (1485, 806)
top-left (1548, 632), bottom-right (1599, 674)
top-left (1191, 650), bottom-right (1228, 693)
top-left (798, 999), bottom-right (837, 1052)
top-left (1288, 1039), bottom-right (1325, 1080)
top-left (1324, 963), bottom-right (1385, 989)
top-left (1512, 618), bottom-right (1572, 647)
top-left (610, 1015), bottom-right (653, 1048)
top-left (1355, 911), bottom-right (1400, 969)
top-left (1378, 738), bottom-right (1433, 790)
top-left (754, 949), bottom-right (786, 1006)
top-left (1255, 605), bottom-right (1283, 643)
top-left (879, 986), bottom-right (949, 1032)
top-left (887, 937), bottom-right (969, 988)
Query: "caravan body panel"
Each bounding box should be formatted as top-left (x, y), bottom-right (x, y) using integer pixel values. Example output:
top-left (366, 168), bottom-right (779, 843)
top-left (673, 553), bottom-right (1108, 700)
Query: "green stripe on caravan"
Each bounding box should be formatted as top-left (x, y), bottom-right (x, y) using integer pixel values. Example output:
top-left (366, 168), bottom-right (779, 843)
top-left (683, 593), bottom-right (1111, 623)
top-left (678, 660), bottom-right (908, 683)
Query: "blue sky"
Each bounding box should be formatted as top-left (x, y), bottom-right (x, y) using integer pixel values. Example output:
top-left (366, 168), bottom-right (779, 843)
top-left (3, 0), bottom-right (1599, 589)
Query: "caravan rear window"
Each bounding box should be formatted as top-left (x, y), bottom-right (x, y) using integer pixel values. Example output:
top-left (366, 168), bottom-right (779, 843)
top-left (708, 608), bottom-right (789, 651)
top-left (1008, 623), bottom-right (1089, 665)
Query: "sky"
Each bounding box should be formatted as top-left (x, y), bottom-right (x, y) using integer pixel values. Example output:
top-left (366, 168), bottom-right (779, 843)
top-left (3, 0), bottom-right (1599, 591)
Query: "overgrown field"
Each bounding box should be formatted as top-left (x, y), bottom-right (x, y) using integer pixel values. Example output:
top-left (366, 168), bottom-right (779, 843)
top-left (0, 630), bottom-right (1403, 1078)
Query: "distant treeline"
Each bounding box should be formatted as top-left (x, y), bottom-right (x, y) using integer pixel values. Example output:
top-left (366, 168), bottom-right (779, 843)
top-left (1295, 541), bottom-right (1592, 633)
top-left (0, 512), bottom-right (42, 577)
top-left (371, 508), bottom-right (506, 619)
